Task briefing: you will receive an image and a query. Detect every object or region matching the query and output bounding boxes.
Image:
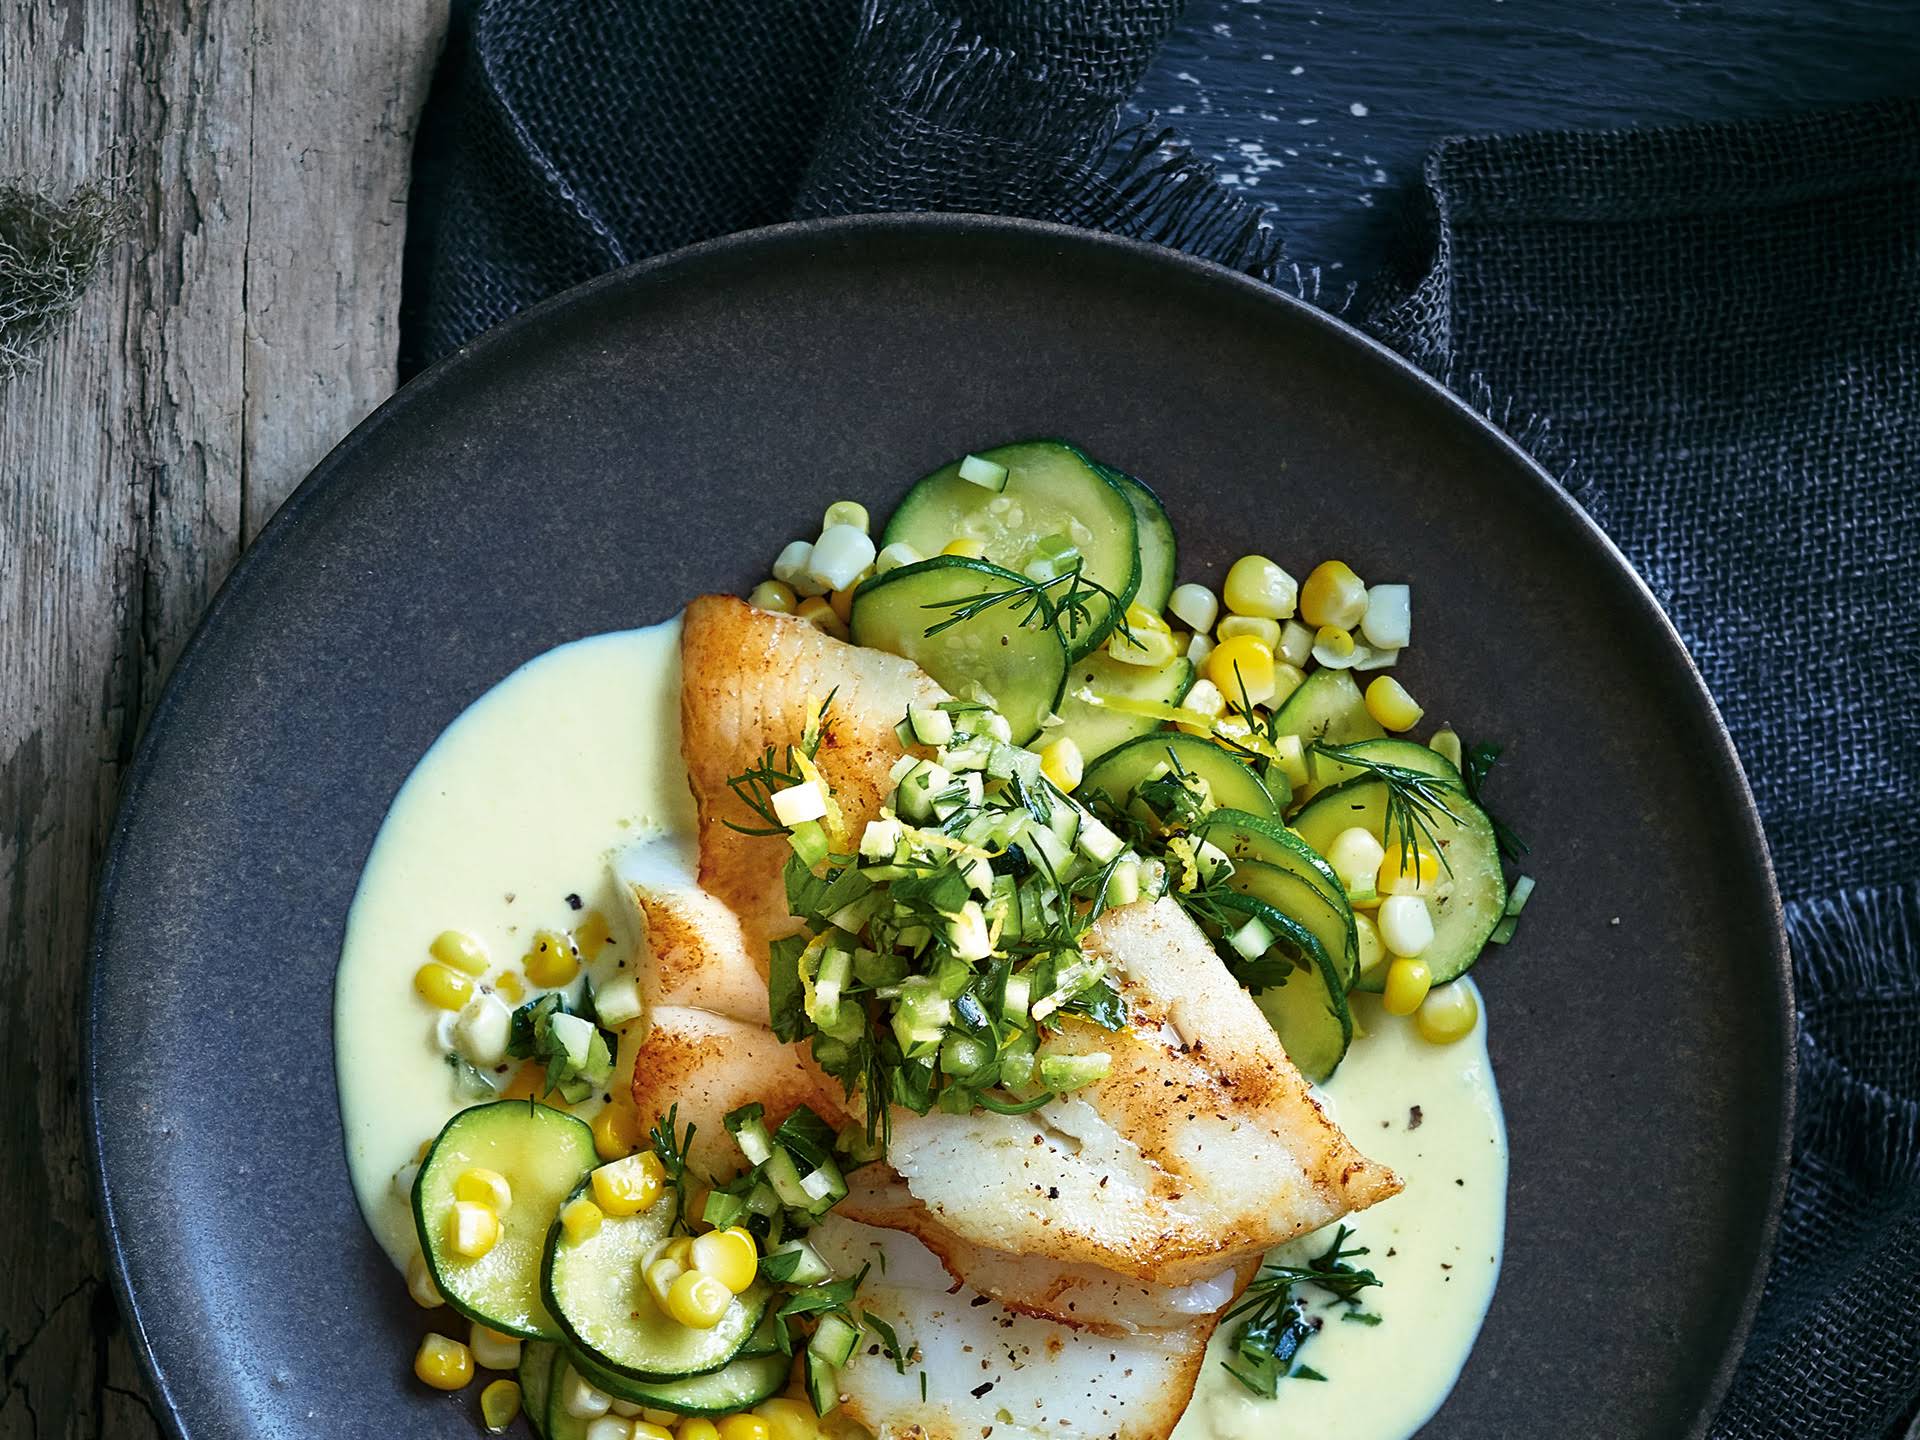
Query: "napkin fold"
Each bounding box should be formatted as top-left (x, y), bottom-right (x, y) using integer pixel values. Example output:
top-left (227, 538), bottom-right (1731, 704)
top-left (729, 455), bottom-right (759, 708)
top-left (402, 5), bottom-right (1920, 1430)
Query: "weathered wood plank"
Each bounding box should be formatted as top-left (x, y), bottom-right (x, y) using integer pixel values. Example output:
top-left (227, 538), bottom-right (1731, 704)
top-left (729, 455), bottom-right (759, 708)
top-left (0, 0), bottom-right (443, 1433)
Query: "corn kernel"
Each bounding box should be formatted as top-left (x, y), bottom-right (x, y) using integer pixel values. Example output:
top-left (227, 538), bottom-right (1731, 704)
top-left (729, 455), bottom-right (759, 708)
top-left (1365, 676), bottom-right (1425, 732)
top-left (455, 1168), bottom-right (513, 1215)
top-left (823, 500), bottom-right (869, 534)
top-left (1311, 625), bottom-right (1357, 669)
top-left (524, 930), bottom-right (579, 988)
top-left (1223, 554), bottom-right (1298, 619)
top-left (406, 1250), bottom-right (444, 1308)
top-left (1382, 956), bottom-right (1433, 1016)
top-left (1036, 735), bottom-right (1084, 792)
top-left (749, 580), bottom-right (797, 613)
top-left (1379, 894), bottom-right (1436, 960)
top-left (1377, 846), bottom-right (1442, 897)
top-left (1353, 911), bottom-right (1386, 981)
top-left (414, 962), bottom-right (475, 1011)
top-left (828, 575), bottom-right (869, 626)
top-left (1166, 583), bottom-right (1219, 634)
top-left (718, 1417), bottom-right (773, 1440)
top-left (1107, 603), bottom-right (1176, 668)
top-left (666, 1270), bottom-right (733, 1329)
top-left (1416, 981), bottom-right (1480, 1044)
top-left (431, 930), bottom-right (490, 975)
top-left (1271, 662), bottom-right (1306, 707)
top-left (1181, 678), bottom-right (1226, 720)
top-left (678, 1421), bottom-right (723, 1440)
top-left (663, 1235), bottom-right (695, 1267)
top-left (564, 1368), bottom-right (613, 1418)
top-left (645, 1256), bottom-right (686, 1310)
top-left (592, 1105), bottom-right (640, 1161)
top-left (448, 1200), bottom-right (502, 1259)
top-left (1300, 560), bottom-right (1367, 629)
top-left (585, 1417), bottom-right (631, 1440)
top-left (1429, 726), bottom-right (1463, 771)
top-left (632, 1423), bottom-right (676, 1440)
top-left (592, 1152), bottom-right (665, 1216)
top-left (573, 908), bottom-right (613, 957)
top-left (691, 1227), bottom-right (760, 1294)
top-left (1205, 635), bottom-right (1277, 706)
top-left (471, 1323), bottom-right (522, 1371)
top-left (755, 1398), bottom-right (822, 1440)
top-left (1215, 614), bottom-right (1281, 647)
top-left (560, 1196), bottom-right (605, 1243)
top-left (639, 1412), bottom-right (680, 1427)
top-left (493, 971), bottom-right (526, 1003)
top-left (1325, 827), bottom-right (1386, 897)
top-left (1277, 619), bottom-right (1315, 667)
top-left (794, 595), bottom-right (850, 641)
top-left (941, 538), bottom-right (987, 559)
top-left (414, 1333), bottom-right (474, 1391)
top-left (481, 1378), bottom-right (523, 1433)
top-left (874, 541), bottom-right (922, 574)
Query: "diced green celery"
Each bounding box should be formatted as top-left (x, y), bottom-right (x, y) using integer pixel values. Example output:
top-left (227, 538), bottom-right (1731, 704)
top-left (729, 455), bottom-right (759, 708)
top-left (940, 1032), bottom-right (992, 1077)
top-left (1002, 970), bottom-right (1033, 1021)
top-left (1228, 914), bottom-right (1276, 960)
top-left (1506, 874), bottom-right (1536, 916)
top-left (1105, 858), bottom-right (1141, 907)
top-left (1040, 1052), bottom-right (1112, 1092)
top-left (1075, 812), bottom-right (1127, 864)
top-left (763, 1237), bottom-right (833, 1286)
top-left (702, 1187), bottom-right (750, 1230)
top-left (854, 948), bottom-right (907, 986)
top-left (908, 703), bottom-right (955, 747)
top-left (788, 820), bottom-right (829, 867)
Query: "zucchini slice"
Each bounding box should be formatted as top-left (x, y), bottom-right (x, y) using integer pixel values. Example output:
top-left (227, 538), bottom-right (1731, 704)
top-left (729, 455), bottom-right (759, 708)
top-left (1219, 856), bottom-right (1360, 993)
top-left (1053, 653), bottom-right (1195, 765)
top-left (542, 1178), bottom-right (773, 1382)
top-left (1079, 732), bottom-right (1280, 822)
top-left (1291, 770), bottom-right (1507, 989)
top-left (1303, 735), bottom-right (1458, 799)
top-left (413, 1101), bottom-right (598, 1340)
top-left (1271, 669), bottom-right (1386, 756)
top-left (519, 1341), bottom-right (557, 1440)
top-left (1094, 461), bottom-right (1177, 614)
top-left (849, 557), bottom-right (1067, 744)
top-left (1201, 891), bottom-right (1352, 1082)
top-left (564, 1349), bottom-right (792, 1416)
top-left (880, 441), bottom-right (1139, 659)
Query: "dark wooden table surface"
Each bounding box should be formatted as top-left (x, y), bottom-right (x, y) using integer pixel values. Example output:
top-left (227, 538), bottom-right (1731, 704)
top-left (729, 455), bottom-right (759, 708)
top-left (4, 3), bottom-right (1915, 1437)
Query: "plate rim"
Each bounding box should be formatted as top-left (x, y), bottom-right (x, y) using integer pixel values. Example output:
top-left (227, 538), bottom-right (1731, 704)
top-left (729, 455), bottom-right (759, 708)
top-left (84, 209), bottom-right (1796, 1439)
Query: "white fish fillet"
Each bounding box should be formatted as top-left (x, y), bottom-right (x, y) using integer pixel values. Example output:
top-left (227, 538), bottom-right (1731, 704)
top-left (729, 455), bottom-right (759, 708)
top-left (809, 1217), bottom-right (1251, 1440)
top-left (836, 1169), bottom-right (1240, 1337)
top-left (679, 594), bottom-right (946, 963)
top-left (881, 898), bottom-right (1400, 1288)
top-left (628, 1004), bottom-right (837, 1183)
top-left (616, 837), bottom-right (773, 1026)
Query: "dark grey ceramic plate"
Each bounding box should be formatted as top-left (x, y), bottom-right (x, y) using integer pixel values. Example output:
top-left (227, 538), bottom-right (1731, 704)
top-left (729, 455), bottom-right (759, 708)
top-left (89, 214), bottom-right (1791, 1439)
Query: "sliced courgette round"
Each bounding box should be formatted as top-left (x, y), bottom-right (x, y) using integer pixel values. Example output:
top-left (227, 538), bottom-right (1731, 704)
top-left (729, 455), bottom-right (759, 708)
top-left (1093, 461), bottom-right (1176, 614)
top-left (566, 1348), bottom-right (792, 1415)
top-left (880, 441), bottom-right (1139, 659)
top-left (1079, 731), bottom-right (1280, 821)
top-left (1271, 669), bottom-right (1386, 757)
top-left (1302, 735), bottom-right (1457, 802)
top-left (1197, 808), bottom-right (1347, 910)
top-left (542, 1177), bottom-right (773, 1382)
top-left (1291, 771), bottom-right (1507, 989)
top-left (1053, 652), bottom-right (1195, 766)
top-left (849, 556), bottom-right (1067, 743)
top-left (413, 1101), bottom-right (598, 1340)
top-left (1220, 856), bottom-right (1360, 993)
top-left (1202, 891), bottom-right (1352, 1083)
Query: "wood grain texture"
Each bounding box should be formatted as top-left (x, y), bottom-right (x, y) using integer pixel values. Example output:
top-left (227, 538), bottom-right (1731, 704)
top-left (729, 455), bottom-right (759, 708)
top-left (0, 0), bottom-right (444, 1433)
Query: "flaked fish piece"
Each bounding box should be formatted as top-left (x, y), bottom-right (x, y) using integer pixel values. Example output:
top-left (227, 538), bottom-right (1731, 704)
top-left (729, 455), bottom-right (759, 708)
top-left (882, 897), bottom-right (1401, 1289)
top-left (616, 838), bottom-right (771, 1026)
top-left (809, 1217), bottom-right (1250, 1440)
top-left (836, 1169), bottom-right (1240, 1336)
top-left (680, 594), bottom-right (945, 962)
top-left (628, 1005), bottom-right (837, 1182)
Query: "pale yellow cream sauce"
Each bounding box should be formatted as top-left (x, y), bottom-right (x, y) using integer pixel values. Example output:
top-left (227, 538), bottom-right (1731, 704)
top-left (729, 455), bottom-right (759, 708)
top-left (335, 623), bottom-right (1506, 1439)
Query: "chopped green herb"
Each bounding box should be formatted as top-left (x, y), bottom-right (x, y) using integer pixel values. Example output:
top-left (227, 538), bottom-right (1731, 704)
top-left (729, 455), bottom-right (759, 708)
top-left (863, 1310), bottom-right (908, 1374)
top-left (1462, 739), bottom-right (1530, 860)
top-left (1222, 1226), bottom-right (1381, 1398)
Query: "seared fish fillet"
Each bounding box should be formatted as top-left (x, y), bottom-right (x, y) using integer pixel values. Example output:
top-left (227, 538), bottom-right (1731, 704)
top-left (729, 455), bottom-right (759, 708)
top-left (809, 1217), bottom-right (1253, 1440)
top-left (836, 1170), bottom-right (1240, 1336)
top-left (680, 595), bottom-right (945, 961)
top-left (880, 898), bottom-right (1400, 1288)
top-left (629, 1005), bottom-right (835, 1182)
top-left (616, 837), bottom-right (773, 1026)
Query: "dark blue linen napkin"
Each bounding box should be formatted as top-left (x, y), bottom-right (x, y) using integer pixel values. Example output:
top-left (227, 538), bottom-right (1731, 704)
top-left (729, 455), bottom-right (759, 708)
top-left (400, 5), bottom-right (1920, 1431)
